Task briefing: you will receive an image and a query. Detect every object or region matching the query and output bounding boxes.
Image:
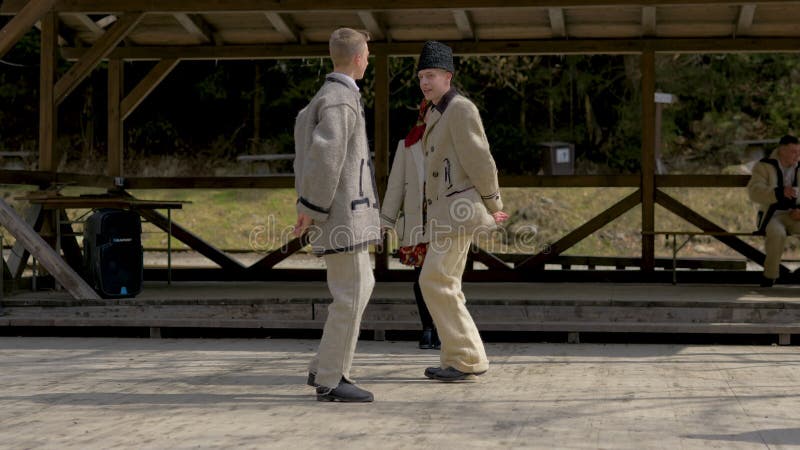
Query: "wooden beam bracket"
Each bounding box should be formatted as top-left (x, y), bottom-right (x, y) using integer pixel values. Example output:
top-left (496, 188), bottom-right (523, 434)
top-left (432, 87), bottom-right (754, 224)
top-left (121, 58), bottom-right (180, 120)
top-left (0, 0), bottom-right (57, 59)
top-left (55, 12), bottom-right (144, 105)
top-left (516, 190), bottom-right (642, 271)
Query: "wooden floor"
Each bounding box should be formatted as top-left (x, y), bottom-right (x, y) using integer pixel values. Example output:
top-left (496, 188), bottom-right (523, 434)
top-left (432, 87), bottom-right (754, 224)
top-left (3, 282), bottom-right (800, 343)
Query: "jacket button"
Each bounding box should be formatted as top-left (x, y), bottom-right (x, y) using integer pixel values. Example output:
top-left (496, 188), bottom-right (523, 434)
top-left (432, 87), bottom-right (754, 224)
top-left (427, 199), bottom-right (432, 206)
top-left (432, 171), bottom-right (438, 177)
top-left (430, 146), bottom-right (435, 152)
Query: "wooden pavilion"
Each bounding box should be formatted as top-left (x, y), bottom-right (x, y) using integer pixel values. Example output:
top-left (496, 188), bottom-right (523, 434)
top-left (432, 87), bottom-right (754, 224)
top-left (2, 0), bottom-right (800, 300)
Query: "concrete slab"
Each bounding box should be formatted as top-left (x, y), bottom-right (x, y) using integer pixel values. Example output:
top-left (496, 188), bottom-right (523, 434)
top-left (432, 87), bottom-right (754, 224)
top-left (1, 338), bottom-right (800, 448)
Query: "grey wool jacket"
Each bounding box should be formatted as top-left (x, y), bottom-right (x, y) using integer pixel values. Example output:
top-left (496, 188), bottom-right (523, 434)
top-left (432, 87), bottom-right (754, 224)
top-left (422, 89), bottom-right (503, 238)
top-left (294, 75), bottom-right (381, 254)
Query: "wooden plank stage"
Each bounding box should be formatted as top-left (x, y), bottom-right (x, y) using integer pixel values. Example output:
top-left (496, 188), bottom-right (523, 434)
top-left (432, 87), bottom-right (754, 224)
top-left (2, 282), bottom-right (800, 344)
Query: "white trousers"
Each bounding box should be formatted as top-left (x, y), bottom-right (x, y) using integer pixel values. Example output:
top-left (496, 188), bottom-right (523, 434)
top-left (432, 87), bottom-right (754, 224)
top-left (764, 213), bottom-right (800, 279)
top-left (420, 234), bottom-right (489, 374)
top-left (308, 249), bottom-right (375, 388)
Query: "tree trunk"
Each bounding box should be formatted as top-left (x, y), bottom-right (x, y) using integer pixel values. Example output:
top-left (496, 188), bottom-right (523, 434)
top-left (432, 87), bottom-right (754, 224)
top-left (252, 63), bottom-right (263, 152)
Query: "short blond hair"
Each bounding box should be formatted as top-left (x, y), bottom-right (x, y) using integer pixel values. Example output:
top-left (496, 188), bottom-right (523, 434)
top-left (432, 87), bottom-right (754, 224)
top-left (329, 28), bottom-right (370, 67)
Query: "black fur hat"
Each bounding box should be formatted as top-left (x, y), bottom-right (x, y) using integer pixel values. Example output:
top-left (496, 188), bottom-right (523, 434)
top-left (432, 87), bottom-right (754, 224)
top-left (416, 40), bottom-right (454, 73)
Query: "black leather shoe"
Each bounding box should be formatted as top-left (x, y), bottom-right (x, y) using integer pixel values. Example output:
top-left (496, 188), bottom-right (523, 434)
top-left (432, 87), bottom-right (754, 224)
top-left (432, 367), bottom-right (486, 382)
top-left (424, 366), bottom-right (441, 379)
top-left (760, 277), bottom-right (775, 288)
top-left (432, 329), bottom-right (441, 350)
top-left (316, 381), bottom-right (374, 402)
top-left (419, 328), bottom-right (434, 349)
top-left (307, 373), bottom-right (352, 388)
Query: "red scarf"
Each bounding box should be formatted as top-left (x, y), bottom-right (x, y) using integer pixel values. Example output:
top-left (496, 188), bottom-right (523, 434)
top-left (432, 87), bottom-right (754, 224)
top-left (403, 99), bottom-right (429, 148)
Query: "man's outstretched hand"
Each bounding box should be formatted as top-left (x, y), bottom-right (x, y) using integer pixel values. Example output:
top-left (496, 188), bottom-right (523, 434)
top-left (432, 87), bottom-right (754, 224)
top-left (293, 213), bottom-right (313, 237)
top-left (492, 211), bottom-right (510, 224)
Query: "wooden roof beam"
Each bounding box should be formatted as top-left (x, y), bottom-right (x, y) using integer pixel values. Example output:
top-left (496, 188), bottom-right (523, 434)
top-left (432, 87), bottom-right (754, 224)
top-left (548, 8), bottom-right (566, 38)
top-left (60, 38), bottom-right (800, 61)
top-left (173, 13), bottom-right (215, 44)
top-left (736, 4), bottom-right (756, 36)
top-left (264, 12), bottom-right (302, 44)
top-left (0, 0), bottom-right (57, 59)
top-left (357, 11), bottom-right (385, 41)
top-left (452, 10), bottom-right (475, 40)
top-left (642, 6), bottom-right (656, 36)
top-left (95, 14), bottom-right (117, 28)
top-left (1, 0), bottom-right (794, 14)
top-left (65, 12), bottom-right (104, 36)
top-left (55, 12), bottom-right (143, 105)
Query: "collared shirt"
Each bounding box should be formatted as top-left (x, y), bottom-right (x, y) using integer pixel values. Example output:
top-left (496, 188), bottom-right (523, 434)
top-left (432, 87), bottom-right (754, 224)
top-left (327, 72), bottom-right (360, 92)
top-left (782, 163), bottom-right (795, 187)
top-left (432, 87), bottom-right (458, 114)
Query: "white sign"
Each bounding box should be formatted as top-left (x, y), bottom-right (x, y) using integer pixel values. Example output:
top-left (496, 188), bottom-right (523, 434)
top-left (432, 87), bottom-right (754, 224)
top-left (654, 92), bottom-right (675, 104)
top-left (556, 147), bottom-right (571, 164)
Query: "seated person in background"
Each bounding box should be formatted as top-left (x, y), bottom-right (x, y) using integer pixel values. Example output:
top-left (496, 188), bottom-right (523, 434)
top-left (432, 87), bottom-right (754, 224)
top-left (747, 135), bottom-right (800, 287)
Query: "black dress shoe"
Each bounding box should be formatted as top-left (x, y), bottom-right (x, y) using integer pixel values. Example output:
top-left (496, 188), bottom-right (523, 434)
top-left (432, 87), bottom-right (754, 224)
top-left (307, 372), bottom-right (352, 388)
top-left (424, 366), bottom-right (441, 379)
top-left (760, 277), bottom-right (775, 288)
top-left (432, 329), bottom-right (441, 350)
top-left (316, 381), bottom-right (374, 402)
top-left (432, 367), bottom-right (486, 382)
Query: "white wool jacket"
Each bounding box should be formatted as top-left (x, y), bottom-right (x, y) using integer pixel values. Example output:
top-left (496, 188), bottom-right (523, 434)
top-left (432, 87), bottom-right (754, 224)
top-left (293, 76), bottom-right (381, 254)
top-left (381, 139), bottom-right (427, 247)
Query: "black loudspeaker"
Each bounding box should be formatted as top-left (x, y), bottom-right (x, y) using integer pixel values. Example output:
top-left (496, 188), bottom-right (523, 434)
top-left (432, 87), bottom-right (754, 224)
top-left (83, 209), bottom-right (143, 298)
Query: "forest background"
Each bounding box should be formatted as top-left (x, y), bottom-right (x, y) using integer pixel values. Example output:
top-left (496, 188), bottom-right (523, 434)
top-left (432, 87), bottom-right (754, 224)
top-left (2, 30), bottom-right (800, 260)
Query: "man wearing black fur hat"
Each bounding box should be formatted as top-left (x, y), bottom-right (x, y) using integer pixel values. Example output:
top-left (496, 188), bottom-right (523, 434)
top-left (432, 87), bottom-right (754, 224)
top-left (415, 40), bottom-right (509, 382)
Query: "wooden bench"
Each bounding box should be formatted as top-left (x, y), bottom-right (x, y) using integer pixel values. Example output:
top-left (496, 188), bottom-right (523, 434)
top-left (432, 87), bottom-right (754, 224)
top-left (0, 151), bottom-right (34, 170)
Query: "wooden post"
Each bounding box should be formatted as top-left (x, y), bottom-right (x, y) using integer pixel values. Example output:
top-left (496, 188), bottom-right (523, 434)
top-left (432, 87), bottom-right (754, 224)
top-left (38, 11), bottom-right (58, 172)
top-left (253, 63), bottom-right (263, 151)
top-left (641, 50), bottom-right (656, 271)
top-left (655, 103), bottom-right (664, 174)
top-left (108, 59), bottom-right (124, 177)
top-left (373, 52), bottom-right (390, 276)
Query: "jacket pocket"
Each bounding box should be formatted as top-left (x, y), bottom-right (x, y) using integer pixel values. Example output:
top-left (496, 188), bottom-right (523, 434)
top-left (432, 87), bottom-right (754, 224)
top-left (396, 212), bottom-right (406, 242)
top-left (444, 188), bottom-right (494, 233)
top-left (445, 186), bottom-right (476, 198)
top-left (352, 158), bottom-right (370, 211)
